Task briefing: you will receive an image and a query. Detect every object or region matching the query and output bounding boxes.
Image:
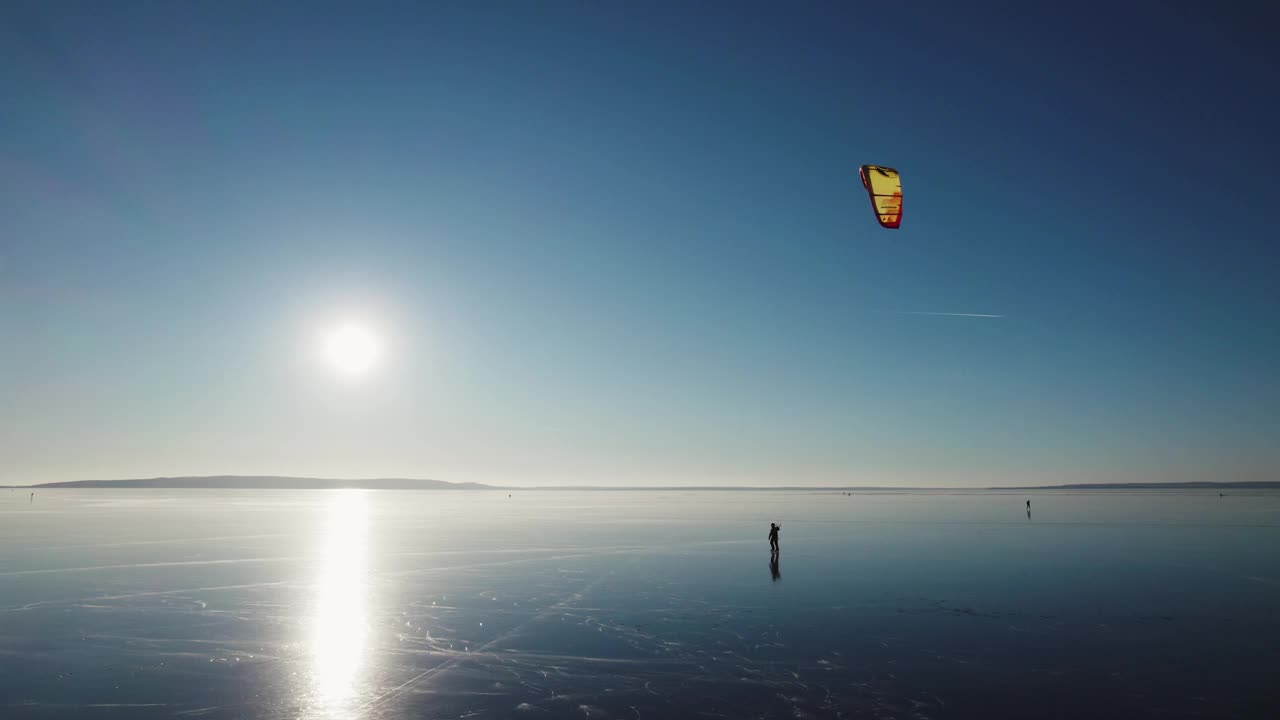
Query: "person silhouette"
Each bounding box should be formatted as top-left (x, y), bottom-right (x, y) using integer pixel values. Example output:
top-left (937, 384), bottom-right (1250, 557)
top-left (1026, 499), bottom-right (1030, 509)
top-left (769, 553), bottom-right (781, 582)
top-left (768, 523), bottom-right (780, 554)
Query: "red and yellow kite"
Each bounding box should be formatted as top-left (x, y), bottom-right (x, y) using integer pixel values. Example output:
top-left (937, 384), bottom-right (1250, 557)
top-left (858, 165), bottom-right (903, 229)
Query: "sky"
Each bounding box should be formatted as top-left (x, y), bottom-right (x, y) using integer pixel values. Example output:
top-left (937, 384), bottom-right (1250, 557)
top-left (2, 1), bottom-right (1278, 487)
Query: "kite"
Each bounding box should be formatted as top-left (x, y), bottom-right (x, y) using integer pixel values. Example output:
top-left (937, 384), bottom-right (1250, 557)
top-left (858, 165), bottom-right (903, 229)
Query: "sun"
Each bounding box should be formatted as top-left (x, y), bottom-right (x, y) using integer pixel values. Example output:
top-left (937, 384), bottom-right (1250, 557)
top-left (324, 325), bottom-right (380, 375)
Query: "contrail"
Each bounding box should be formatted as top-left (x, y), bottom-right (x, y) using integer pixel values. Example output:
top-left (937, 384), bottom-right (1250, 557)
top-left (899, 311), bottom-right (1004, 318)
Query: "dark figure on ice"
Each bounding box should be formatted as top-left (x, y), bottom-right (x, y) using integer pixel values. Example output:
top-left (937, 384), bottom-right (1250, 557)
top-left (768, 523), bottom-right (780, 554)
top-left (1026, 499), bottom-right (1031, 509)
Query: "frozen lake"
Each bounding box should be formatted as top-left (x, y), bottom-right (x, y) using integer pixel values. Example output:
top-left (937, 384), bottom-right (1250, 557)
top-left (2, 488), bottom-right (1278, 719)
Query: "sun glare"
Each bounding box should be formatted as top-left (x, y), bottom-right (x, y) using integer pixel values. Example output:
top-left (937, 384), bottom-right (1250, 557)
top-left (307, 490), bottom-right (370, 715)
top-left (324, 325), bottom-right (380, 375)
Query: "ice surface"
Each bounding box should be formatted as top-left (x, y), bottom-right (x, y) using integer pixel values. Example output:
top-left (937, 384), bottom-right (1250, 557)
top-left (2, 488), bottom-right (1278, 718)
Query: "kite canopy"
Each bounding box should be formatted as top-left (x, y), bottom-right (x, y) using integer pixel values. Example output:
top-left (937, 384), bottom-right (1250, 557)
top-left (858, 165), bottom-right (903, 229)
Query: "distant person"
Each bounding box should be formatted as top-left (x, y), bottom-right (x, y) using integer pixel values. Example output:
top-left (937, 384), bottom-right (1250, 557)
top-left (30, 492), bottom-right (34, 503)
top-left (1026, 499), bottom-right (1030, 509)
top-left (768, 523), bottom-right (780, 553)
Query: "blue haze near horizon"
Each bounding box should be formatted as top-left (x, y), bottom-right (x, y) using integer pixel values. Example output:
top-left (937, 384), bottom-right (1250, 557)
top-left (2, 488), bottom-right (1279, 718)
top-left (2, 2), bottom-right (1279, 486)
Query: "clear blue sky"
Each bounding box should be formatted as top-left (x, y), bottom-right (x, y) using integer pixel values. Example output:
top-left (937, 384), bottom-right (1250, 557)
top-left (2, 1), bottom-right (1277, 486)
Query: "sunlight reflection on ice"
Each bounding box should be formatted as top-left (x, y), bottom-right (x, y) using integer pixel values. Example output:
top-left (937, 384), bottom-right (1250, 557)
top-left (307, 489), bottom-right (370, 717)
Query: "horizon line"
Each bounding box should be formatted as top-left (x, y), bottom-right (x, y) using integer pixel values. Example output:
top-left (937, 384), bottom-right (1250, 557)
top-left (8, 475), bottom-right (1276, 491)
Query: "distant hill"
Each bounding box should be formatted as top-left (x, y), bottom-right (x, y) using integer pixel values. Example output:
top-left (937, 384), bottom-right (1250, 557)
top-left (526, 482), bottom-right (1280, 491)
top-left (993, 481), bottom-right (1280, 490)
top-left (25, 475), bottom-right (495, 490)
